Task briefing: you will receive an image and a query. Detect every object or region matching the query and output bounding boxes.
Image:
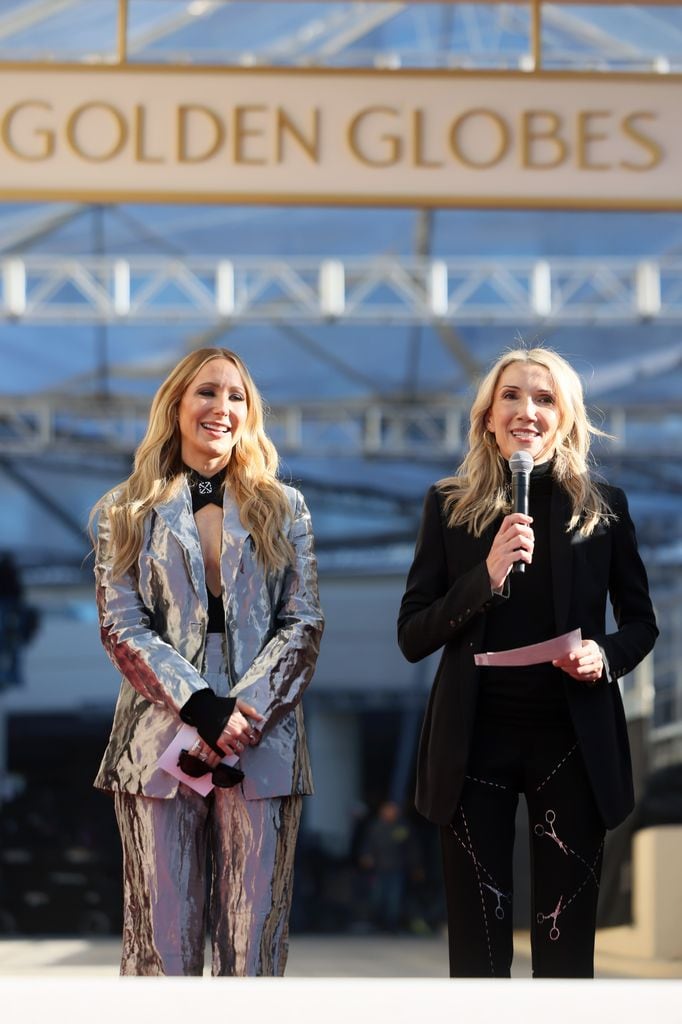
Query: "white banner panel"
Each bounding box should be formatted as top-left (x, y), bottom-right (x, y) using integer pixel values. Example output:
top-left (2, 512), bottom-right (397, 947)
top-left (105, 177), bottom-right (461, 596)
top-left (0, 65), bottom-right (680, 208)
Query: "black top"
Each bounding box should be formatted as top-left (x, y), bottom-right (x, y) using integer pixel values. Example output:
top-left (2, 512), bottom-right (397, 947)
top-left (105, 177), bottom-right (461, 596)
top-left (179, 465), bottom-right (235, 750)
top-left (477, 460), bottom-right (571, 724)
top-left (185, 466), bottom-right (226, 633)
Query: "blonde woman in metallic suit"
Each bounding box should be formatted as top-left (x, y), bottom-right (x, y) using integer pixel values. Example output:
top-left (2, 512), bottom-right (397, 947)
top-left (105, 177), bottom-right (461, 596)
top-left (91, 347), bottom-right (324, 977)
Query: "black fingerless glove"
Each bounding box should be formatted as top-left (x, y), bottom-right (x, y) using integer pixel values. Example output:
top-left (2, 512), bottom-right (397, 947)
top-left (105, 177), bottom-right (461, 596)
top-left (179, 688), bottom-right (237, 755)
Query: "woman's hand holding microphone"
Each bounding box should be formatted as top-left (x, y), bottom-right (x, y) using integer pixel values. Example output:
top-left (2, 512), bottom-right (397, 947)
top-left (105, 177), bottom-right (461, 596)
top-left (486, 513), bottom-right (535, 592)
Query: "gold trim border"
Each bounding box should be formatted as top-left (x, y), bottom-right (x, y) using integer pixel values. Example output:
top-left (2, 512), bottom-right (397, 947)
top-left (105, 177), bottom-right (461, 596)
top-left (0, 62), bottom-right (681, 83)
top-left (1, 189), bottom-right (681, 211)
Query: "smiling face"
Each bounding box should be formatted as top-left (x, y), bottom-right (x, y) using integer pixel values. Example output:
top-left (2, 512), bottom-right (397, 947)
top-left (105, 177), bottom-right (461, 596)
top-left (485, 361), bottom-right (561, 464)
top-left (177, 357), bottom-right (248, 474)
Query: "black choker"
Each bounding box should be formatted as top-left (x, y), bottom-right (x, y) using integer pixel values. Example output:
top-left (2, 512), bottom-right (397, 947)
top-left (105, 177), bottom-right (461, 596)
top-left (184, 466), bottom-right (226, 512)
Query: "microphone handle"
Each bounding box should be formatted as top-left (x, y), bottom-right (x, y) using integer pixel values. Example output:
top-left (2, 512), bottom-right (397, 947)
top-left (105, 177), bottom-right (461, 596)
top-left (511, 472), bottom-right (530, 575)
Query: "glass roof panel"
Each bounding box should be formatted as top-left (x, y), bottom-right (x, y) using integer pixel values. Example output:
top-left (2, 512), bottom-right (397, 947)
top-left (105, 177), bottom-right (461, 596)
top-left (0, 2), bottom-right (680, 70)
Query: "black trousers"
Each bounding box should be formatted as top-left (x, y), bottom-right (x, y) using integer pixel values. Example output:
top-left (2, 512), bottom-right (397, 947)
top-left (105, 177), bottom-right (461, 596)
top-left (440, 716), bottom-right (605, 978)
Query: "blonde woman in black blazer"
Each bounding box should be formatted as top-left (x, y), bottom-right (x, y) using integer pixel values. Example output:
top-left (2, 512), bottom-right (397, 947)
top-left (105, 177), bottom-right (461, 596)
top-left (398, 347), bottom-right (657, 978)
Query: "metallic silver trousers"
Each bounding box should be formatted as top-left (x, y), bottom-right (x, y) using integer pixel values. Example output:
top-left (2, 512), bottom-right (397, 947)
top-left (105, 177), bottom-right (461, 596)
top-left (113, 634), bottom-right (303, 977)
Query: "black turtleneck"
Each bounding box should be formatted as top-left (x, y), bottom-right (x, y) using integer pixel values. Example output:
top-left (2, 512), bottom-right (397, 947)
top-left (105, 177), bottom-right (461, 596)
top-left (185, 465), bottom-right (226, 634)
top-left (477, 460), bottom-right (571, 725)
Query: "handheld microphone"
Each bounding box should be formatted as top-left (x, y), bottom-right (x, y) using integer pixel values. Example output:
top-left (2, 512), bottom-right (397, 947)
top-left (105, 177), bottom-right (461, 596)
top-left (509, 450), bottom-right (534, 574)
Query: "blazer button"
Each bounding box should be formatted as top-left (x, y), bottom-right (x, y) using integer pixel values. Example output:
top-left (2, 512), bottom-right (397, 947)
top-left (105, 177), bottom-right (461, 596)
top-left (449, 619), bottom-right (456, 627)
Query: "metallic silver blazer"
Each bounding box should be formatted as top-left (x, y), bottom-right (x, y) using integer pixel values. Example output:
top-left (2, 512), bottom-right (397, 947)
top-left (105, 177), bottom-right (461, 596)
top-left (93, 481), bottom-right (324, 800)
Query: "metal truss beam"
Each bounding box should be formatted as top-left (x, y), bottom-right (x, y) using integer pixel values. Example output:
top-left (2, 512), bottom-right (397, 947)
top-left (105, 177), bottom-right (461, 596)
top-left (541, 5), bottom-right (646, 61)
top-left (2, 255), bottom-right (682, 325)
top-left (305, 3), bottom-right (406, 62)
top-left (126, 1), bottom-right (226, 57)
top-left (0, 203), bottom-right (86, 255)
top-left (1, 393), bottom-right (680, 459)
top-left (0, 0), bottom-right (79, 42)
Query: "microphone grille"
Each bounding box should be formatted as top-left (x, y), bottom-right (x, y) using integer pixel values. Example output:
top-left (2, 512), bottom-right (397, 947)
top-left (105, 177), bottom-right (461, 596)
top-left (509, 450), bottom-right (534, 475)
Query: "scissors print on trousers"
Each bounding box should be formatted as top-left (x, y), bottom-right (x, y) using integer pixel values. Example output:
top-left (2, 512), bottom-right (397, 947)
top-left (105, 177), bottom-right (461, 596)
top-left (537, 895), bottom-right (563, 941)
top-left (482, 882), bottom-right (509, 920)
top-left (534, 809), bottom-right (569, 855)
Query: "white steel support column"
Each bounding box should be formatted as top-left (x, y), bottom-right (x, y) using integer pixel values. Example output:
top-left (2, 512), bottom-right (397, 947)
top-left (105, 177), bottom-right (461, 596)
top-left (216, 261), bottom-right (235, 317)
top-left (319, 259), bottom-right (345, 318)
top-left (429, 260), bottom-right (449, 318)
top-left (636, 261), bottom-right (662, 319)
top-left (113, 259), bottom-right (130, 317)
top-left (532, 259), bottom-right (552, 318)
top-left (3, 259), bottom-right (26, 317)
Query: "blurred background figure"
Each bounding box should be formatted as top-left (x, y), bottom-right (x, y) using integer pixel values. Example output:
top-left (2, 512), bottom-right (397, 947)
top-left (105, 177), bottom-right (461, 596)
top-left (0, 552), bottom-right (39, 692)
top-left (358, 800), bottom-right (422, 933)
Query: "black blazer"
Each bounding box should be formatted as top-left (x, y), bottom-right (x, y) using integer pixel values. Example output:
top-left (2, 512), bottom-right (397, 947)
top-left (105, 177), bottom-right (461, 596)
top-left (398, 480), bottom-right (658, 830)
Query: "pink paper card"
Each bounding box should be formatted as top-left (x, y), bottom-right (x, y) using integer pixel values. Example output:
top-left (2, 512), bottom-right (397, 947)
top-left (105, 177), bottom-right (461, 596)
top-left (158, 723), bottom-right (239, 797)
top-left (474, 628), bottom-right (582, 668)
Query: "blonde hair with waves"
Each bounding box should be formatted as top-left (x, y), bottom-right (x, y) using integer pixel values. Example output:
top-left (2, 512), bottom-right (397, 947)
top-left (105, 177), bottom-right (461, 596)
top-left (441, 346), bottom-right (613, 537)
top-left (90, 347), bottom-right (295, 579)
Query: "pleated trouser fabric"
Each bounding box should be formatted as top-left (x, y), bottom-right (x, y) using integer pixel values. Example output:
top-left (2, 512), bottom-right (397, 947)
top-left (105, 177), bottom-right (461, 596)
top-left (113, 633), bottom-right (302, 977)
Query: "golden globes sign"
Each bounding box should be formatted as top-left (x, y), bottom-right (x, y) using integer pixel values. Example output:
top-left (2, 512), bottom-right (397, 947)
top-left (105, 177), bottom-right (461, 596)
top-left (0, 65), bottom-right (679, 208)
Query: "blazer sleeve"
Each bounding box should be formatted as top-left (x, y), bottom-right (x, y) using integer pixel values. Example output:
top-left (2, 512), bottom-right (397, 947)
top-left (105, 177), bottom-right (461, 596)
top-left (228, 491), bottom-right (324, 727)
top-left (590, 487), bottom-right (658, 683)
top-left (397, 485), bottom-right (500, 664)
top-left (95, 499), bottom-right (210, 713)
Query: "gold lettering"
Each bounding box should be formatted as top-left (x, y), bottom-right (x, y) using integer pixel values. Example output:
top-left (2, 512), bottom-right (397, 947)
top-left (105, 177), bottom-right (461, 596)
top-left (177, 104), bottom-right (225, 163)
top-left (234, 105), bottom-right (267, 165)
top-left (577, 110), bottom-right (611, 171)
top-left (412, 109), bottom-right (443, 168)
top-left (1, 101), bottom-right (55, 161)
top-left (275, 107), bottom-right (320, 163)
top-left (347, 106), bottom-right (402, 167)
top-left (621, 112), bottom-right (662, 172)
top-left (449, 108), bottom-right (510, 169)
top-left (521, 110), bottom-right (567, 169)
top-left (66, 102), bottom-right (127, 162)
top-left (134, 104), bottom-right (163, 164)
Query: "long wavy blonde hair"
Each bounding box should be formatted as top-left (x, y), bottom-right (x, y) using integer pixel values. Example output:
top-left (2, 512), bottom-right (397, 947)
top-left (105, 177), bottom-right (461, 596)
top-left (90, 347), bottom-right (295, 578)
top-left (441, 346), bottom-right (613, 537)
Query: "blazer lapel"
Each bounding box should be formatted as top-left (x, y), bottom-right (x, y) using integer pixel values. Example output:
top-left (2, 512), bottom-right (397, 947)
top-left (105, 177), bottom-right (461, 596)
top-left (221, 487), bottom-right (251, 596)
top-left (550, 483), bottom-right (573, 633)
top-left (154, 482), bottom-right (207, 604)
top-left (154, 482), bottom-right (253, 612)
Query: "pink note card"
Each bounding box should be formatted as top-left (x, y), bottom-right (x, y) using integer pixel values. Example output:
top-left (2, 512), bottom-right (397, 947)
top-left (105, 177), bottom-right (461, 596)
top-left (474, 628), bottom-right (582, 668)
